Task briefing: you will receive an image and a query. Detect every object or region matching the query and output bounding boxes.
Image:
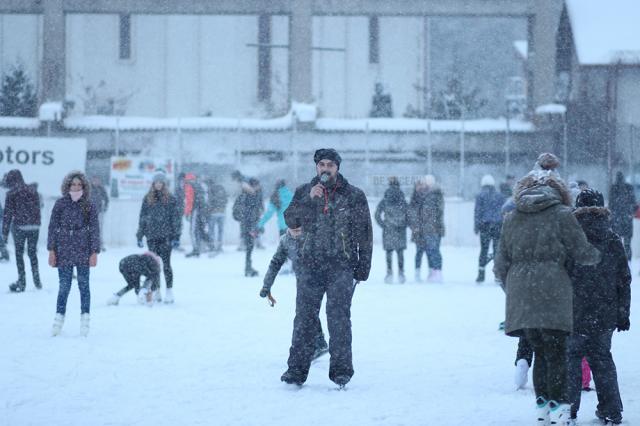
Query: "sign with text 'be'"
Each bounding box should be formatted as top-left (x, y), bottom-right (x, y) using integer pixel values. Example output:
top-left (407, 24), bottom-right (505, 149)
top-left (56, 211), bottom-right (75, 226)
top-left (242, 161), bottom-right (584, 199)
top-left (0, 136), bottom-right (87, 197)
top-left (110, 157), bottom-right (175, 199)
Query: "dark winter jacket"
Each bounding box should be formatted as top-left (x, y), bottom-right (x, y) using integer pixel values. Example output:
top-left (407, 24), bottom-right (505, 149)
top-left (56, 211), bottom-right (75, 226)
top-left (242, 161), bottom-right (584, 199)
top-left (232, 188), bottom-right (263, 231)
top-left (569, 207), bottom-right (631, 334)
top-left (408, 187), bottom-right (445, 238)
top-left (136, 192), bottom-right (182, 242)
top-left (609, 180), bottom-right (637, 237)
top-left (474, 186), bottom-right (505, 231)
top-left (494, 177), bottom-right (601, 336)
top-left (263, 232), bottom-right (301, 291)
top-left (207, 183), bottom-right (228, 215)
top-left (375, 185), bottom-right (408, 251)
top-left (284, 173), bottom-right (373, 281)
top-left (2, 170), bottom-right (41, 241)
top-left (90, 183), bottom-right (109, 213)
top-left (47, 194), bottom-right (100, 267)
top-left (119, 254), bottom-right (161, 289)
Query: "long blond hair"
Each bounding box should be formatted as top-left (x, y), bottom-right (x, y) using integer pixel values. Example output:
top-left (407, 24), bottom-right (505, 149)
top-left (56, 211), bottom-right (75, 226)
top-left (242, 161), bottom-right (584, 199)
top-left (145, 181), bottom-right (170, 204)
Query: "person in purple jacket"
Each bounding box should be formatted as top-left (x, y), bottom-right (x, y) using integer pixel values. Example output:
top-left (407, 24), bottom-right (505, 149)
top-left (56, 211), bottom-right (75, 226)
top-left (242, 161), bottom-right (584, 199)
top-left (47, 171), bottom-right (100, 337)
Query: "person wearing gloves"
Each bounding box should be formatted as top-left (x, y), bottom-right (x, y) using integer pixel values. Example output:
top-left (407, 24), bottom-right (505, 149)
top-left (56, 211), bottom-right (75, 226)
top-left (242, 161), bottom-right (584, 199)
top-left (136, 173), bottom-right (182, 303)
top-left (281, 148), bottom-right (372, 388)
top-left (473, 174), bottom-right (505, 283)
top-left (48, 171), bottom-right (100, 337)
top-left (260, 227), bottom-right (328, 360)
top-left (566, 189), bottom-right (631, 425)
top-left (107, 252), bottom-right (162, 306)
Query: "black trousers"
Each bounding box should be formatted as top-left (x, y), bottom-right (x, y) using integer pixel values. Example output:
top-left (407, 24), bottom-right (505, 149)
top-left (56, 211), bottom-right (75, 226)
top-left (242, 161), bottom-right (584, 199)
top-left (147, 238), bottom-right (173, 288)
top-left (13, 228), bottom-right (40, 286)
top-left (478, 222), bottom-right (501, 268)
top-left (241, 226), bottom-right (255, 271)
top-left (567, 330), bottom-right (623, 418)
top-left (515, 336), bottom-right (534, 366)
top-left (385, 249), bottom-right (404, 273)
top-left (287, 263), bottom-right (355, 383)
top-left (523, 328), bottom-right (568, 403)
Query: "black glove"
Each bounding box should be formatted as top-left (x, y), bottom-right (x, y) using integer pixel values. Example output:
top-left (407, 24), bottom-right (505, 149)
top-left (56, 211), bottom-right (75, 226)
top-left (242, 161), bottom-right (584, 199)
top-left (137, 239), bottom-right (144, 248)
top-left (616, 318), bottom-right (630, 332)
top-left (259, 287), bottom-right (269, 298)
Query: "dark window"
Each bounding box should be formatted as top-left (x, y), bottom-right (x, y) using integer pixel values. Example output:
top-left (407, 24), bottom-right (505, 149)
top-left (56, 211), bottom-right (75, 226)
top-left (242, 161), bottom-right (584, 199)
top-left (119, 14), bottom-right (131, 60)
top-left (257, 14), bottom-right (272, 102)
top-left (369, 16), bottom-right (379, 64)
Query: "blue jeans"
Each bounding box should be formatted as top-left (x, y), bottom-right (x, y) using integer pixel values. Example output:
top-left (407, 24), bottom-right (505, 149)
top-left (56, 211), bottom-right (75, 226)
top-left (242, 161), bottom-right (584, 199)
top-left (209, 213), bottom-right (225, 249)
top-left (56, 266), bottom-right (91, 315)
top-left (416, 234), bottom-right (442, 270)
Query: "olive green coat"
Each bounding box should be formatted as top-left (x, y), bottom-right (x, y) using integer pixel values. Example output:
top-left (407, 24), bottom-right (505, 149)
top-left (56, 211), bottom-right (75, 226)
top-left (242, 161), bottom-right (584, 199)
top-left (494, 183), bottom-right (601, 336)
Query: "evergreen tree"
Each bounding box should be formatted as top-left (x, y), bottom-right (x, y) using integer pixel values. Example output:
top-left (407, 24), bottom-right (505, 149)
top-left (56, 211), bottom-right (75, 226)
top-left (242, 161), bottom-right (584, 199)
top-left (0, 64), bottom-right (38, 117)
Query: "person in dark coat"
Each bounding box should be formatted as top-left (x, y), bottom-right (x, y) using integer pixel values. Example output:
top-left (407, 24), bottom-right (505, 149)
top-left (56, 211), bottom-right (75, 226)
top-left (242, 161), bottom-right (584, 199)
top-left (609, 171), bottom-right (637, 260)
top-left (48, 171), bottom-right (100, 337)
top-left (205, 176), bottom-right (228, 252)
top-left (89, 175), bottom-right (109, 251)
top-left (408, 174), bottom-right (445, 282)
top-left (136, 173), bottom-right (182, 303)
top-left (494, 173), bottom-right (601, 425)
top-left (107, 252), bottom-right (162, 306)
top-left (280, 148), bottom-right (372, 387)
top-left (374, 177), bottom-right (407, 284)
top-left (260, 227), bottom-right (329, 359)
top-left (2, 169), bottom-right (42, 292)
top-left (232, 177), bottom-right (263, 276)
top-left (566, 189), bottom-right (631, 425)
top-left (473, 174), bottom-right (505, 283)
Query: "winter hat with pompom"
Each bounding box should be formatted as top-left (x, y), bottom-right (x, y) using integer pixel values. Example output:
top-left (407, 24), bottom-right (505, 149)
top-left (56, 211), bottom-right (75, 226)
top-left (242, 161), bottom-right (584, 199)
top-left (481, 174), bottom-right (495, 187)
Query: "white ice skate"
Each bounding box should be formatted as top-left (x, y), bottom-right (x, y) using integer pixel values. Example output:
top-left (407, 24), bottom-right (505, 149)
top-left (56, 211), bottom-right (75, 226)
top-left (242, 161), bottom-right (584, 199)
top-left (51, 314), bottom-right (65, 336)
top-left (515, 358), bottom-right (529, 389)
top-left (106, 294), bottom-right (120, 306)
top-left (153, 289), bottom-right (162, 303)
top-left (548, 401), bottom-right (571, 425)
top-left (415, 268), bottom-right (422, 283)
top-left (536, 396), bottom-right (550, 425)
top-left (80, 313), bottom-right (90, 337)
top-left (384, 274), bottom-right (393, 284)
top-left (164, 288), bottom-right (174, 304)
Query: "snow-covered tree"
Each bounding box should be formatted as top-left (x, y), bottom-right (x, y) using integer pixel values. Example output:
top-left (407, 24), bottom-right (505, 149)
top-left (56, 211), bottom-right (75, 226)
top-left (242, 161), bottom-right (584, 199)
top-left (0, 64), bottom-right (38, 117)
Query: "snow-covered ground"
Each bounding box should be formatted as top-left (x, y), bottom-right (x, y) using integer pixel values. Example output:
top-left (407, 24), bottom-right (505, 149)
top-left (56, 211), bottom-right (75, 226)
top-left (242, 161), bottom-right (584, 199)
top-left (1, 243), bottom-right (638, 426)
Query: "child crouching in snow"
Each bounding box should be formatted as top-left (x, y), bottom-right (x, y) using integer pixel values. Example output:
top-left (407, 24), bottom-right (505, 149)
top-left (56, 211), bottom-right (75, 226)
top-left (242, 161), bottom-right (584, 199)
top-left (108, 252), bottom-right (162, 306)
top-left (260, 227), bottom-right (328, 359)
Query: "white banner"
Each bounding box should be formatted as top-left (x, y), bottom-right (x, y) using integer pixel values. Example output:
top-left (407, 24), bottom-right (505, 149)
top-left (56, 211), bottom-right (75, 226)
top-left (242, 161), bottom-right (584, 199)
top-left (0, 136), bottom-right (87, 197)
top-left (110, 157), bottom-right (175, 199)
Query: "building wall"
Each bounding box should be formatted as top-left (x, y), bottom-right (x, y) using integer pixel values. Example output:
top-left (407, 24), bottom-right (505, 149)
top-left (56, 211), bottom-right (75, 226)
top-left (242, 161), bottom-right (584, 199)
top-left (0, 15), bottom-right (41, 93)
top-left (617, 68), bottom-right (640, 127)
top-left (65, 14), bottom-right (289, 118)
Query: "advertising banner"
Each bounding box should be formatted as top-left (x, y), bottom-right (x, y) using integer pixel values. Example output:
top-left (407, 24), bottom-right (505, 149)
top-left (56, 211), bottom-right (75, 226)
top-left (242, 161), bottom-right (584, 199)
top-left (110, 157), bottom-right (175, 199)
top-left (0, 136), bottom-right (87, 197)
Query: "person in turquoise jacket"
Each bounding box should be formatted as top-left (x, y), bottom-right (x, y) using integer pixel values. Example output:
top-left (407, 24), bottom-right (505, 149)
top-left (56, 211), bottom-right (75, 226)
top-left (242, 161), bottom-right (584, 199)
top-left (257, 179), bottom-right (293, 236)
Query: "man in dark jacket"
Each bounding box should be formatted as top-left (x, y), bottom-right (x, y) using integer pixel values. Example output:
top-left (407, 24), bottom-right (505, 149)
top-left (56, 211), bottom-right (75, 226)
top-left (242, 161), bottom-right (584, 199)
top-left (280, 148), bottom-right (372, 387)
top-left (609, 171), bottom-right (637, 260)
top-left (474, 174), bottom-right (505, 283)
top-left (107, 252), bottom-right (162, 306)
top-left (494, 173), bottom-right (601, 424)
top-left (566, 189), bottom-right (631, 425)
top-left (89, 176), bottom-right (109, 251)
top-left (2, 169), bottom-right (42, 292)
top-left (232, 177), bottom-right (263, 276)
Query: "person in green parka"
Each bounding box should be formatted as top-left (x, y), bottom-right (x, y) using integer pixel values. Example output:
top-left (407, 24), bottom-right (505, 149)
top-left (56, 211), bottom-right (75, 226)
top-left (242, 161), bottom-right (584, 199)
top-left (494, 171), bottom-right (601, 425)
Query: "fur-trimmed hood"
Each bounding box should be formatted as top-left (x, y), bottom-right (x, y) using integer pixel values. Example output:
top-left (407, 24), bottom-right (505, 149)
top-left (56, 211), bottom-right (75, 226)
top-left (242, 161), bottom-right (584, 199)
top-left (514, 174), bottom-right (572, 213)
top-left (574, 206), bottom-right (611, 242)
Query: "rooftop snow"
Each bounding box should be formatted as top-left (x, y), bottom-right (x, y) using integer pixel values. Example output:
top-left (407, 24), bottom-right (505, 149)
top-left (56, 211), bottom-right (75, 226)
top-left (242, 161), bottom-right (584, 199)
top-left (0, 117), bottom-right (40, 129)
top-left (566, 0), bottom-right (640, 65)
top-left (64, 115), bottom-right (293, 131)
top-left (316, 118), bottom-right (534, 133)
top-left (535, 104), bottom-right (567, 115)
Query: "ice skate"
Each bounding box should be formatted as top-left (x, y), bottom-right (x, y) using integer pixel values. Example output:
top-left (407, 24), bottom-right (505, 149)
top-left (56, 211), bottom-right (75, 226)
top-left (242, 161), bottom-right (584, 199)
top-left (398, 272), bottom-right (406, 284)
top-left (429, 269), bottom-right (443, 283)
top-left (475, 267), bottom-right (485, 283)
top-left (51, 314), bottom-right (65, 336)
top-left (514, 358), bottom-right (529, 389)
top-left (384, 273), bottom-right (393, 284)
top-left (80, 313), bottom-right (90, 337)
top-left (164, 288), bottom-right (174, 304)
top-left (153, 289), bottom-right (162, 303)
top-left (414, 268), bottom-right (422, 283)
top-left (280, 369), bottom-right (305, 386)
top-left (536, 396), bottom-right (550, 425)
top-left (9, 281), bottom-right (26, 293)
top-left (106, 294), bottom-right (120, 306)
top-left (548, 401), bottom-right (571, 425)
